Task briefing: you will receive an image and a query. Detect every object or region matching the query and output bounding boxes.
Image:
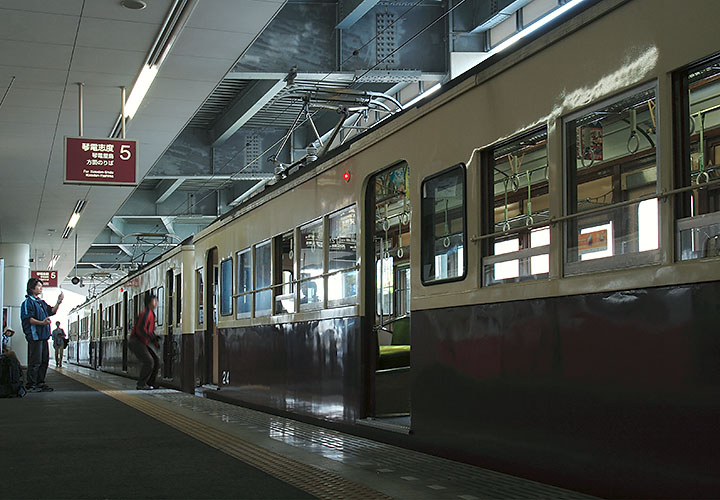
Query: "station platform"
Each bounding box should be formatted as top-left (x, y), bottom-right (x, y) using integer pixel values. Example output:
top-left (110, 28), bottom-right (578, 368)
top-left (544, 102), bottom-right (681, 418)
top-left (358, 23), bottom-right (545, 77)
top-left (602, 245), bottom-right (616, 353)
top-left (2, 365), bottom-right (595, 500)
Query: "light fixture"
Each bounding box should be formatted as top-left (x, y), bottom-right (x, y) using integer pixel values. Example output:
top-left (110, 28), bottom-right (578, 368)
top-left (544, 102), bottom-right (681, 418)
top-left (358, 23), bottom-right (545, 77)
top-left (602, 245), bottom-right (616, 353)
top-left (62, 199), bottom-right (87, 239)
top-left (113, 0), bottom-right (198, 131)
top-left (402, 83), bottom-right (442, 109)
top-left (121, 0), bottom-right (147, 9)
top-left (124, 65), bottom-right (158, 119)
top-left (47, 254), bottom-right (59, 270)
top-left (487, 0), bottom-right (589, 57)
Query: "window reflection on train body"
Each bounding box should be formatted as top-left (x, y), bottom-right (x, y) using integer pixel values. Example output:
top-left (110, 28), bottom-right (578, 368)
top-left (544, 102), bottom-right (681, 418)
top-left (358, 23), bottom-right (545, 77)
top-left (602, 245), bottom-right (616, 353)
top-left (678, 55), bottom-right (720, 260)
top-left (565, 86), bottom-right (659, 270)
top-left (300, 220), bottom-right (324, 309)
top-left (485, 128), bottom-right (549, 285)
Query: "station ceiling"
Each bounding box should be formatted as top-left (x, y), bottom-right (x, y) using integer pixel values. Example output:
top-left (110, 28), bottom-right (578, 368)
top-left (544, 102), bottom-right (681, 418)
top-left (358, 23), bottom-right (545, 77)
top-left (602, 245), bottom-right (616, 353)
top-left (0, 0), bottom-right (576, 295)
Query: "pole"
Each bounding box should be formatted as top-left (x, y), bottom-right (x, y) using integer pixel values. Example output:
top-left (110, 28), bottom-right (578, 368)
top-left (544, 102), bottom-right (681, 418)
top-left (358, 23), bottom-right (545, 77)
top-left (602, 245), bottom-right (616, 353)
top-left (121, 86), bottom-right (126, 139)
top-left (77, 82), bottom-right (84, 137)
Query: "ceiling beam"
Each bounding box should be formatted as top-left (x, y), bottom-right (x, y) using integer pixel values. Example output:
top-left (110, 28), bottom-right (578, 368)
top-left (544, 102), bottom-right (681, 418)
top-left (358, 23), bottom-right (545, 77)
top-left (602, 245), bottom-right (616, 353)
top-left (155, 178), bottom-right (185, 204)
top-left (209, 79), bottom-right (287, 147)
top-left (336, 0), bottom-right (381, 30)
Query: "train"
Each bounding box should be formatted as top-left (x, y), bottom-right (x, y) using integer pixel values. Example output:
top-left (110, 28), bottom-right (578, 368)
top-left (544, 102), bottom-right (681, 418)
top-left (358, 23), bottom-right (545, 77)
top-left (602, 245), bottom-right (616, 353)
top-left (67, 0), bottom-right (720, 496)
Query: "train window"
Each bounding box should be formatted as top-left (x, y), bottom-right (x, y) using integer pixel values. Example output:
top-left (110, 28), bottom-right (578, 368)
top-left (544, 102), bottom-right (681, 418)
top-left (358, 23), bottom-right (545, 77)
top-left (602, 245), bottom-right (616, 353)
top-left (327, 206), bottom-right (358, 304)
top-left (421, 164), bottom-right (467, 284)
top-left (220, 258), bottom-right (233, 316)
top-left (299, 219), bottom-right (324, 309)
top-left (236, 249), bottom-right (252, 318)
top-left (166, 271), bottom-right (174, 326)
top-left (274, 231), bottom-right (295, 314)
top-left (254, 241), bottom-right (272, 316)
top-left (564, 84), bottom-right (660, 274)
top-left (676, 54), bottom-right (720, 260)
top-left (156, 287), bottom-right (164, 326)
top-left (483, 128), bottom-right (550, 285)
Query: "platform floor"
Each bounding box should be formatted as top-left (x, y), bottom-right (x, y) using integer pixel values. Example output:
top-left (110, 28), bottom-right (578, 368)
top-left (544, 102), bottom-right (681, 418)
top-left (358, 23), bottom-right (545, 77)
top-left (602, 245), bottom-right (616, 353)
top-left (1, 366), bottom-right (596, 499)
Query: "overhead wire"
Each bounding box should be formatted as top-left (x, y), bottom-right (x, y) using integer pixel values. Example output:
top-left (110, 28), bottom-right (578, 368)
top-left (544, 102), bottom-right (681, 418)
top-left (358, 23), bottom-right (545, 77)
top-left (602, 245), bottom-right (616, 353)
top-left (160, 0), bottom-right (460, 219)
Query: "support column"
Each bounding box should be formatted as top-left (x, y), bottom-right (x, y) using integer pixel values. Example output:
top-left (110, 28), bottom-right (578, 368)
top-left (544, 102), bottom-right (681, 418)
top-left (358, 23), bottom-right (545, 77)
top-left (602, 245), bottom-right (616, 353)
top-left (0, 243), bottom-right (30, 365)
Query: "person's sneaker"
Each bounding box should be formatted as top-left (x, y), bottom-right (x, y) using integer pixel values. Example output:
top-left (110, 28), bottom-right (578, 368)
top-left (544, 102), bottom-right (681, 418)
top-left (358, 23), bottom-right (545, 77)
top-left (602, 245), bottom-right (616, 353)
top-left (40, 385), bottom-right (54, 392)
top-left (27, 386), bottom-right (42, 393)
top-left (136, 385), bottom-right (152, 390)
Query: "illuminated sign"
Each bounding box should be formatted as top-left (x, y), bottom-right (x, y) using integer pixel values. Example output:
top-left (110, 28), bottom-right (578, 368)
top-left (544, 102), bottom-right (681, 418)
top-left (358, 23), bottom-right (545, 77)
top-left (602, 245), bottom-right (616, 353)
top-left (31, 270), bottom-right (58, 288)
top-left (64, 137), bottom-right (137, 185)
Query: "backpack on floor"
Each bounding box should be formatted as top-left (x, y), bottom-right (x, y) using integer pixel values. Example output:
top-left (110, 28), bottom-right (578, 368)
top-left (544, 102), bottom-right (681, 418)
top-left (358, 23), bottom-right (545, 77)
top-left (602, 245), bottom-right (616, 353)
top-left (0, 354), bottom-right (25, 398)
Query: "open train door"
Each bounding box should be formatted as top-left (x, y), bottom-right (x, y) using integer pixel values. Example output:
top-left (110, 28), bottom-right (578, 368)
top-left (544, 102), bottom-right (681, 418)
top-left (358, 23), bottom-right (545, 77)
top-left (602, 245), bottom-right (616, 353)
top-left (200, 248), bottom-right (219, 386)
top-left (363, 162), bottom-right (412, 428)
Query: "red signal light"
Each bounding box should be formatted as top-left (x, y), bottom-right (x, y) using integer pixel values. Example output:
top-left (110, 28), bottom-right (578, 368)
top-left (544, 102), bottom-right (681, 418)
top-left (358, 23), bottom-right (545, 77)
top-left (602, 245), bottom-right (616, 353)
top-left (343, 171), bottom-right (351, 182)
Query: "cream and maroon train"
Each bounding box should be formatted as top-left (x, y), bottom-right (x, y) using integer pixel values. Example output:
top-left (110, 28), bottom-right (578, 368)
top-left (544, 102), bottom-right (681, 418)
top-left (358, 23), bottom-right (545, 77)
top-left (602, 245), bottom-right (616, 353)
top-left (68, 0), bottom-right (720, 496)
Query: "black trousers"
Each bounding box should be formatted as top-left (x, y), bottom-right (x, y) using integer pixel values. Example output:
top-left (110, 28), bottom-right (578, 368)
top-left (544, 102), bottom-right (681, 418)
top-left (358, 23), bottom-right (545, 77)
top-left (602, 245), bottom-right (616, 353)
top-left (27, 339), bottom-right (49, 387)
top-left (128, 337), bottom-right (159, 388)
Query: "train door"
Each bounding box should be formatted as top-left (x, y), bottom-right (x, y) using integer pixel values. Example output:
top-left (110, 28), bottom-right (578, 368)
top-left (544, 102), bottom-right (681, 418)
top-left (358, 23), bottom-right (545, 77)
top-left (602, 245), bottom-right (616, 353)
top-left (122, 291), bottom-right (128, 371)
top-left (202, 248), bottom-right (219, 386)
top-left (98, 304), bottom-right (103, 368)
top-left (164, 269), bottom-right (174, 379)
top-left (365, 161), bottom-right (412, 425)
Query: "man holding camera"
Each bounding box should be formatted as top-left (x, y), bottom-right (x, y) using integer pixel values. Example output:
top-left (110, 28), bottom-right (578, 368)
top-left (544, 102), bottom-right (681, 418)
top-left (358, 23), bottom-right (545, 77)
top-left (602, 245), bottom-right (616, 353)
top-left (21, 278), bottom-right (63, 392)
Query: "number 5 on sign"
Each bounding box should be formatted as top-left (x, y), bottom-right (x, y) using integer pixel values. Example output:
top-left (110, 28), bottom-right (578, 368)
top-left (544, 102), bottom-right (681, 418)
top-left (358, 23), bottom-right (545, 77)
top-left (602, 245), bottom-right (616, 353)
top-left (120, 144), bottom-right (132, 160)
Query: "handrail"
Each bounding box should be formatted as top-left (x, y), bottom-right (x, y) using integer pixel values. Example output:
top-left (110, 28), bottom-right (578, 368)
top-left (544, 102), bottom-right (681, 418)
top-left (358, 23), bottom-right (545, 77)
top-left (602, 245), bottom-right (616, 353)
top-left (472, 178), bottom-right (720, 243)
top-left (232, 265), bottom-right (360, 298)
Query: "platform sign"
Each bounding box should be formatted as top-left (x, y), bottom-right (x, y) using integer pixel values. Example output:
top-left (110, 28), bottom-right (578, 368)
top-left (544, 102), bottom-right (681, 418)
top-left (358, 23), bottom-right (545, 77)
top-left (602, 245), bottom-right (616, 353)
top-left (64, 137), bottom-right (137, 186)
top-left (31, 270), bottom-right (58, 288)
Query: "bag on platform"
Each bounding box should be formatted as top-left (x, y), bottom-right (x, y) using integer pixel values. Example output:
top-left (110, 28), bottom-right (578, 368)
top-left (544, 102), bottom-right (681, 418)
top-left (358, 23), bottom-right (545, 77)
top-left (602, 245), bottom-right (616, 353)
top-left (0, 354), bottom-right (25, 398)
top-left (63, 337), bottom-right (69, 348)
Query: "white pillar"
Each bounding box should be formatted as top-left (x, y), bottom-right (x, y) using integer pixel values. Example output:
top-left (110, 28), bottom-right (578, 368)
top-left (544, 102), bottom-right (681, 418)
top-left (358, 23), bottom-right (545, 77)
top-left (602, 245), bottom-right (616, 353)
top-left (0, 243), bottom-right (30, 365)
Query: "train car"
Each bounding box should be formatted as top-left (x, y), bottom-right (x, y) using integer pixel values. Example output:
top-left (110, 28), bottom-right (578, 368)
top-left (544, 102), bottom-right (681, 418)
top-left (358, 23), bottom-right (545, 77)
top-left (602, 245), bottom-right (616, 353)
top-left (69, 243), bottom-right (196, 392)
top-left (65, 0), bottom-right (720, 495)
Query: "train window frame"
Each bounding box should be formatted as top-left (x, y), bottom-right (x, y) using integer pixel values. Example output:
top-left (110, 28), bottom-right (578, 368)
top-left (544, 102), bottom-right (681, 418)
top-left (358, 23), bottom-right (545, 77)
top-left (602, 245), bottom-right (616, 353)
top-left (254, 240), bottom-right (273, 317)
top-left (562, 81), bottom-right (662, 275)
top-left (175, 272), bottom-right (182, 327)
top-left (299, 217), bottom-right (325, 311)
top-left (420, 163), bottom-right (468, 286)
top-left (219, 257), bottom-right (233, 317)
top-left (327, 204), bottom-right (359, 307)
top-left (196, 268), bottom-right (204, 328)
top-left (481, 127), bottom-right (551, 286)
top-left (236, 248), bottom-right (252, 319)
top-left (273, 230), bottom-right (296, 315)
top-left (673, 52), bottom-right (720, 261)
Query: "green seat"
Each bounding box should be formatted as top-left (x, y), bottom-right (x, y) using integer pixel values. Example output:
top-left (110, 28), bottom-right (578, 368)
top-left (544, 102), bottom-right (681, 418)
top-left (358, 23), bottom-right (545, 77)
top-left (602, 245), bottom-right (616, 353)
top-left (377, 319), bottom-right (411, 370)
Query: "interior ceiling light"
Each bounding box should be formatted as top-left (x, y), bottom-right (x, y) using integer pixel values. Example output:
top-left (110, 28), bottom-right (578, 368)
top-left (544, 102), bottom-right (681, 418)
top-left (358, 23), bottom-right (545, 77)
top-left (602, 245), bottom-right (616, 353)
top-left (121, 0), bottom-right (147, 10)
top-left (402, 83), bottom-right (441, 109)
top-left (62, 200), bottom-right (87, 239)
top-left (124, 65), bottom-right (158, 119)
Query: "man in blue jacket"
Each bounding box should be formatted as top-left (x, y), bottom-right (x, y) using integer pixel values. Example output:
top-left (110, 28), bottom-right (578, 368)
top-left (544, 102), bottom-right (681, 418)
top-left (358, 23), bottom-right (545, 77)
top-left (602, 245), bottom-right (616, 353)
top-left (21, 278), bottom-right (63, 392)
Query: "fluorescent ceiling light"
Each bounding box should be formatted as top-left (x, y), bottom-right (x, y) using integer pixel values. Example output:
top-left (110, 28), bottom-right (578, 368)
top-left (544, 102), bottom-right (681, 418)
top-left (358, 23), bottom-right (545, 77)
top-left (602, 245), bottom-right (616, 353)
top-left (47, 254), bottom-right (59, 270)
top-left (488, 0), bottom-right (589, 56)
top-left (67, 213), bottom-right (81, 229)
top-left (402, 83), bottom-right (442, 109)
top-left (124, 65), bottom-right (158, 119)
top-left (62, 199), bottom-right (87, 239)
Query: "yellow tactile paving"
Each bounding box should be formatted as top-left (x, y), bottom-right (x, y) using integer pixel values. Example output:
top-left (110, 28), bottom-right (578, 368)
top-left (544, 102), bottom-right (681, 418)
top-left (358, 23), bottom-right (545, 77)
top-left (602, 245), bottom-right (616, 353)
top-left (63, 370), bottom-right (392, 500)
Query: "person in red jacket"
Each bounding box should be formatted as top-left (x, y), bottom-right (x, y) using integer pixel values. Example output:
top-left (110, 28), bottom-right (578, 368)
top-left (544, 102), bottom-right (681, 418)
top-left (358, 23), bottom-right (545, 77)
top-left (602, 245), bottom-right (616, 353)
top-left (128, 294), bottom-right (160, 390)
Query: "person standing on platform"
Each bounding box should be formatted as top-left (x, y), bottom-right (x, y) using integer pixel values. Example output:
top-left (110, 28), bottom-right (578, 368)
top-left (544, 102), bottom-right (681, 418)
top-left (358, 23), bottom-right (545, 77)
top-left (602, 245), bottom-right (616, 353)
top-left (128, 294), bottom-right (160, 390)
top-left (20, 278), bottom-right (63, 392)
top-left (52, 321), bottom-right (67, 368)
